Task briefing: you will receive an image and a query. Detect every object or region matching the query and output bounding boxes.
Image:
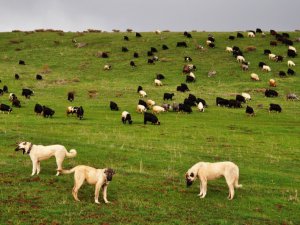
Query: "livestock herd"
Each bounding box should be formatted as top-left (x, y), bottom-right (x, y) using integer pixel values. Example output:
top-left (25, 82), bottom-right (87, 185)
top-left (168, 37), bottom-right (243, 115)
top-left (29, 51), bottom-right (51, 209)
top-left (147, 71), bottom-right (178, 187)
top-left (0, 29), bottom-right (299, 125)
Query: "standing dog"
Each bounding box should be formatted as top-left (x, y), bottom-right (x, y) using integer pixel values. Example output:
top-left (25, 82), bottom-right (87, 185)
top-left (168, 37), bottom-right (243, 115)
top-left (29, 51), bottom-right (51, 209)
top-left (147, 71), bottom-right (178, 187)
top-left (15, 141), bottom-right (77, 176)
top-left (59, 166), bottom-right (115, 204)
top-left (185, 161), bottom-right (242, 200)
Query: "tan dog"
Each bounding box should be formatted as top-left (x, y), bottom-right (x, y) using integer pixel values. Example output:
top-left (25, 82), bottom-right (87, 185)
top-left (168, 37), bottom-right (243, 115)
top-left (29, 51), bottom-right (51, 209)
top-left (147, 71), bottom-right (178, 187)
top-left (15, 141), bottom-right (77, 176)
top-left (185, 161), bottom-right (242, 200)
top-left (59, 165), bottom-right (115, 204)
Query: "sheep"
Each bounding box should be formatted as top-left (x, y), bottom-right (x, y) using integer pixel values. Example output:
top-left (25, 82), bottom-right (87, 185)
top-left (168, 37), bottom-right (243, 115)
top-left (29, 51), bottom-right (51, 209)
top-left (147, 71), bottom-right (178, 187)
top-left (236, 55), bottom-right (245, 63)
top-left (250, 73), bottom-right (260, 81)
top-left (288, 60), bottom-right (295, 67)
top-left (248, 32), bottom-right (255, 38)
top-left (286, 93), bottom-right (299, 100)
top-left (241, 64), bottom-right (249, 71)
top-left (154, 30), bottom-right (161, 35)
top-left (226, 47), bottom-right (233, 52)
top-left (206, 40), bottom-right (212, 45)
top-left (189, 72), bottom-right (195, 79)
top-left (103, 64), bottom-right (111, 70)
top-left (136, 104), bottom-right (147, 113)
top-left (152, 105), bottom-right (166, 114)
top-left (288, 46), bottom-right (297, 52)
top-left (139, 90), bottom-right (147, 98)
top-left (154, 79), bottom-right (163, 86)
top-left (146, 99), bottom-right (155, 108)
top-left (269, 53), bottom-right (277, 61)
top-left (66, 106), bottom-right (78, 116)
top-left (197, 102), bottom-right (204, 112)
top-left (262, 65), bottom-right (271, 72)
top-left (121, 111), bottom-right (133, 124)
top-left (269, 79), bottom-right (276, 87)
top-left (242, 93), bottom-right (251, 101)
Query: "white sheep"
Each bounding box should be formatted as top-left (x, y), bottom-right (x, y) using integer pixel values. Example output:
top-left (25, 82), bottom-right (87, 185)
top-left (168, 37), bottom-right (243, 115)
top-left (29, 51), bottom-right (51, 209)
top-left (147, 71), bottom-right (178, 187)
top-left (189, 72), bottom-right (195, 79)
top-left (242, 92), bottom-right (251, 101)
top-left (136, 104), bottom-right (147, 113)
top-left (248, 32), bottom-right (255, 38)
top-left (139, 90), bottom-right (147, 98)
top-left (225, 47), bottom-right (233, 52)
top-left (152, 105), bottom-right (166, 114)
top-left (146, 99), bottom-right (156, 108)
top-left (154, 79), bottom-right (163, 86)
top-left (250, 73), bottom-right (260, 81)
top-left (269, 79), bottom-right (276, 87)
top-left (154, 30), bottom-right (161, 34)
top-left (268, 53), bottom-right (277, 61)
top-left (262, 65), bottom-right (271, 72)
top-left (197, 102), bottom-right (204, 112)
top-left (289, 46), bottom-right (297, 52)
top-left (288, 60), bottom-right (295, 67)
top-left (103, 64), bottom-right (111, 70)
top-left (237, 55), bottom-right (245, 63)
top-left (206, 40), bottom-right (212, 45)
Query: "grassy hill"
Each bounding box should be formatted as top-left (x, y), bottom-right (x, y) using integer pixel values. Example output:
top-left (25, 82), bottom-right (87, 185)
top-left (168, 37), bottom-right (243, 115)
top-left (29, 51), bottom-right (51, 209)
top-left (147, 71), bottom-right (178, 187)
top-left (0, 30), bottom-right (299, 225)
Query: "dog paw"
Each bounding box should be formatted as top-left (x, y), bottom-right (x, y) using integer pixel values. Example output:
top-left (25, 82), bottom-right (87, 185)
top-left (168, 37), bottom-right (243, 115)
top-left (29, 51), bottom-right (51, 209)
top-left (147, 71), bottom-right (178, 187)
top-left (105, 201), bottom-right (111, 204)
top-left (95, 201), bottom-right (100, 204)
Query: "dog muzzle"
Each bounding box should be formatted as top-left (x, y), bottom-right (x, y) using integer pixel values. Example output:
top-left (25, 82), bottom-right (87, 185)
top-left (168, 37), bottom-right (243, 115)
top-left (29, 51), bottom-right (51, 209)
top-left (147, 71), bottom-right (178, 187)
top-left (186, 179), bottom-right (193, 187)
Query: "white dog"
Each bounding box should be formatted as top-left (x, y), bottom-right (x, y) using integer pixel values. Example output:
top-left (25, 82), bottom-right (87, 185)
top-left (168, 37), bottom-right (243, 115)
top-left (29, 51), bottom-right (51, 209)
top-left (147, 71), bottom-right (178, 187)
top-left (59, 165), bottom-right (115, 204)
top-left (15, 141), bottom-right (77, 176)
top-left (185, 161), bottom-right (242, 200)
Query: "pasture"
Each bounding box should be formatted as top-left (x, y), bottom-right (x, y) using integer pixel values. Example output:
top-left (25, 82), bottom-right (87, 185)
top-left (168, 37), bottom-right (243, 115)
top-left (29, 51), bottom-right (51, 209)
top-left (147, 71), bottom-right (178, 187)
top-left (0, 30), bottom-right (299, 225)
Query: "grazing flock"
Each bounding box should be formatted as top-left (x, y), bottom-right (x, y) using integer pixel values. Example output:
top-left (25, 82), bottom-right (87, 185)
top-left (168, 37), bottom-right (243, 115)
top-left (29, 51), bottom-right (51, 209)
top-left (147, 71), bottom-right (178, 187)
top-left (0, 29), bottom-right (299, 124)
top-left (0, 29), bottom-right (299, 205)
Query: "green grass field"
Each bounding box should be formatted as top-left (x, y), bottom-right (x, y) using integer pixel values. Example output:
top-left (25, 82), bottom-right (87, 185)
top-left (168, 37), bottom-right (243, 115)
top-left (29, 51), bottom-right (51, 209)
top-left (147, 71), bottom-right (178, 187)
top-left (0, 30), bottom-right (299, 225)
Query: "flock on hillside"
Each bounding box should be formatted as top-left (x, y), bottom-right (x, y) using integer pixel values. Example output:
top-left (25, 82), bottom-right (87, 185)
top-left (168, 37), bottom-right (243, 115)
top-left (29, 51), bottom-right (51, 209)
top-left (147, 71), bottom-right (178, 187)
top-left (0, 28), bottom-right (299, 125)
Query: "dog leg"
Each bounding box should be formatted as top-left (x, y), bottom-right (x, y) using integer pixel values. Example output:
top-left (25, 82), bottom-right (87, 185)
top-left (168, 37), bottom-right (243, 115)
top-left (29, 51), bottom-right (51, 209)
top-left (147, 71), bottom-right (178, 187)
top-left (31, 160), bottom-right (38, 176)
top-left (228, 184), bottom-right (235, 200)
top-left (37, 161), bottom-right (41, 175)
top-left (197, 182), bottom-right (203, 197)
top-left (55, 156), bottom-right (64, 176)
top-left (200, 179), bottom-right (207, 198)
top-left (72, 175), bottom-right (84, 202)
top-left (102, 184), bottom-right (110, 204)
top-left (94, 182), bottom-right (102, 204)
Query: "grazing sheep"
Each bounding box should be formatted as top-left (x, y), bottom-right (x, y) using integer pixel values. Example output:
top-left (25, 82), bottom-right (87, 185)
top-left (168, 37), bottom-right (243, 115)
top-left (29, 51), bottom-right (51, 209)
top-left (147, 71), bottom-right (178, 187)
top-left (163, 93), bottom-right (174, 101)
top-left (76, 106), bottom-right (84, 120)
top-left (121, 111), bottom-right (132, 124)
top-left (137, 86), bottom-right (143, 93)
top-left (197, 102), bottom-right (204, 112)
top-left (236, 95), bottom-right (246, 103)
top-left (264, 49), bottom-right (271, 55)
top-left (269, 53), bottom-right (277, 61)
top-left (269, 79), bottom-right (276, 87)
top-left (9, 93), bottom-right (17, 101)
top-left (241, 64), bottom-right (249, 71)
top-left (155, 30), bottom-right (161, 35)
top-left (34, 103), bottom-right (43, 115)
top-left (12, 98), bottom-right (21, 108)
top-left (36, 74), bottom-right (43, 80)
top-left (236, 55), bottom-right (245, 63)
top-left (226, 47), bottom-right (233, 52)
top-left (287, 68), bottom-right (295, 75)
top-left (287, 49), bottom-right (297, 58)
top-left (269, 104), bottom-right (281, 113)
top-left (110, 101), bottom-right (119, 111)
top-left (288, 60), bottom-right (295, 67)
top-left (136, 104), bottom-right (147, 113)
top-left (286, 93), bottom-right (299, 100)
top-left (152, 105), bottom-right (166, 114)
top-left (138, 99), bottom-right (148, 109)
top-left (237, 32), bottom-right (244, 38)
top-left (103, 64), bottom-right (111, 70)
top-left (275, 55), bottom-right (283, 62)
top-left (66, 106), bottom-right (79, 116)
top-left (162, 44), bottom-right (169, 50)
top-left (144, 112), bottom-right (160, 125)
top-left (288, 46), bottom-right (297, 52)
top-left (242, 93), bottom-right (251, 101)
top-left (154, 79), bottom-right (163, 86)
top-left (139, 90), bottom-right (147, 98)
top-left (246, 106), bottom-right (254, 116)
top-left (265, 89), bottom-right (278, 97)
top-left (262, 65), bottom-right (271, 72)
top-left (161, 103), bottom-right (171, 111)
top-left (250, 73), bottom-right (260, 81)
top-left (156, 74), bottom-right (165, 80)
top-left (15, 74), bottom-right (20, 80)
top-left (279, 71), bottom-right (286, 77)
top-left (146, 99), bottom-right (155, 108)
top-left (133, 52), bottom-right (139, 58)
top-left (248, 32), bottom-right (255, 38)
top-left (258, 62), bottom-right (266, 68)
top-left (172, 102), bottom-right (179, 112)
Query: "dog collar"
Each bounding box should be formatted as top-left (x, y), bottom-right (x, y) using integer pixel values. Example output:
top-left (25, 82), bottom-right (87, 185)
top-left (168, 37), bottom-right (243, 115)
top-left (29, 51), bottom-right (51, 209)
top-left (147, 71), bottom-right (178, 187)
top-left (27, 143), bottom-right (33, 154)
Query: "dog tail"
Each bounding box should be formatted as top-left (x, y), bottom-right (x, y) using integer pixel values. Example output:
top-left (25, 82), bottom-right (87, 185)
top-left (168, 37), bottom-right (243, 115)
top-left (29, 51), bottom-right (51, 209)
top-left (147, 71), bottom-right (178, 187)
top-left (66, 149), bottom-right (77, 158)
top-left (59, 167), bottom-right (76, 174)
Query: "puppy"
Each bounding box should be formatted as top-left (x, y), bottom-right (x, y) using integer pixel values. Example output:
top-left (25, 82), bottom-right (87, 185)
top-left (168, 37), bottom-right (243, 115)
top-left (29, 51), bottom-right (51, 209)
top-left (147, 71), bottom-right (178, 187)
top-left (185, 161), bottom-right (242, 200)
top-left (15, 141), bottom-right (77, 176)
top-left (59, 166), bottom-right (115, 204)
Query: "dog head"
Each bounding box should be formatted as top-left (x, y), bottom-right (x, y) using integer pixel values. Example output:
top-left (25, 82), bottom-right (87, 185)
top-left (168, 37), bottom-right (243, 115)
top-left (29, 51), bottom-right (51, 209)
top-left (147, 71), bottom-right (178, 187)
top-left (15, 141), bottom-right (31, 154)
top-left (104, 168), bottom-right (115, 181)
top-left (185, 168), bottom-right (197, 187)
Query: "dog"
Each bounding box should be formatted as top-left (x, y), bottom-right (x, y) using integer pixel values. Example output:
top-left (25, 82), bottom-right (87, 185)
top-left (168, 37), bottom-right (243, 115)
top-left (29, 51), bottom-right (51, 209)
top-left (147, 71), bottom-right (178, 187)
top-left (185, 161), bottom-right (242, 200)
top-left (15, 141), bottom-right (77, 176)
top-left (59, 166), bottom-right (115, 204)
